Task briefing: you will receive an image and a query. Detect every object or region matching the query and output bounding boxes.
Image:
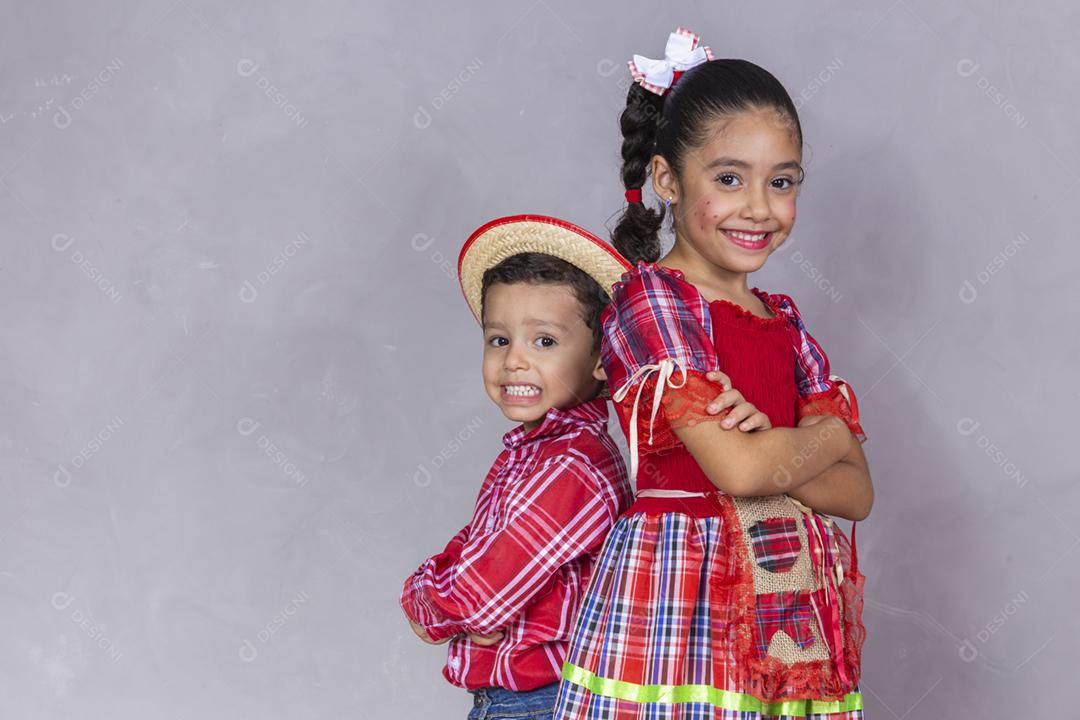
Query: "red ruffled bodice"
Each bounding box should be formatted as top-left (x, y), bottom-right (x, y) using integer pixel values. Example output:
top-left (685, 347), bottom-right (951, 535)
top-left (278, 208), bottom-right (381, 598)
top-left (614, 297), bottom-right (799, 518)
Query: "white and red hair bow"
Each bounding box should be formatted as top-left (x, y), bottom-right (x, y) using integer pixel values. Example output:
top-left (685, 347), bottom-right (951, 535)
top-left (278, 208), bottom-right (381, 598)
top-left (628, 26), bottom-right (715, 97)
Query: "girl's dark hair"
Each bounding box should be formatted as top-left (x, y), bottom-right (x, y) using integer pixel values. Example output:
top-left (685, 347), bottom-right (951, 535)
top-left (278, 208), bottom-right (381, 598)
top-left (612, 59), bottom-right (804, 265)
top-left (480, 252), bottom-right (609, 354)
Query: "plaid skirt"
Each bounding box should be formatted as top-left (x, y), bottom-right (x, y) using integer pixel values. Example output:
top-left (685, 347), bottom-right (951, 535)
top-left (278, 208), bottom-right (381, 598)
top-left (553, 490), bottom-right (867, 720)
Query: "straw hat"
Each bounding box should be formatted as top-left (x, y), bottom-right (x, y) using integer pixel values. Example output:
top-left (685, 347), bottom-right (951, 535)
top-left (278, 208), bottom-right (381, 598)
top-left (457, 214), bottom-right (632, 325)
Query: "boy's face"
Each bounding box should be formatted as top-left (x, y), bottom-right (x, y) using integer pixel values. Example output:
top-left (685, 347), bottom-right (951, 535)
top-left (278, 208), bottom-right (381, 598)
top-left (481, 281), bottom-right (605, 432)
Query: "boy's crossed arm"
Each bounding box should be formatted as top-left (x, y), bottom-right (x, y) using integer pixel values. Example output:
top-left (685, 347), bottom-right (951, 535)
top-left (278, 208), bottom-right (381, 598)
top-left (402, 526), bottom-right (500, 646)
top-left (400, 453), bottom-right (618, 645)
top-left (408, 619), bottom-right (501, 646)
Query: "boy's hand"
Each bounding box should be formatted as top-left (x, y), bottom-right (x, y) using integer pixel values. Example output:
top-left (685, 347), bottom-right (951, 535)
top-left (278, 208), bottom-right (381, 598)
top-left (466, 630), bottom-right (504, 646)
top-left (704, 370), bottom-right (772, 432)
top-left (409, 619), bottom-right (451, 645)
top-left (408, 619), bottom-right (504, 647)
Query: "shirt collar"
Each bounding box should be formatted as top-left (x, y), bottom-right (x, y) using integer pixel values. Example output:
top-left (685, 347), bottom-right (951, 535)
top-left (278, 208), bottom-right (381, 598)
top-left (501, 397), bottom-right (609, 451)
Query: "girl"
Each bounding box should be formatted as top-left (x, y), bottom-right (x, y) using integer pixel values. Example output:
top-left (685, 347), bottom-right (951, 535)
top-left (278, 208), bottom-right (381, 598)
top-left (554, 28), bottom-right (872, 719)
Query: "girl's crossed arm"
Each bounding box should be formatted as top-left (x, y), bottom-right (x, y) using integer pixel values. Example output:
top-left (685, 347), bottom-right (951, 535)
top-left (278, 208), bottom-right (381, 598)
top-left (700, 370), bottom-right (873, 519)
top-left (782, 415), bottom-right (873, 520)
top-left (674, 409), bottom-right (853, 498)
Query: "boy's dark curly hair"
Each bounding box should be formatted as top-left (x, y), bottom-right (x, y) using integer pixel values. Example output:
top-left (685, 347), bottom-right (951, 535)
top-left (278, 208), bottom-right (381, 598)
top-left (480, 252), bottom-right (609, 356)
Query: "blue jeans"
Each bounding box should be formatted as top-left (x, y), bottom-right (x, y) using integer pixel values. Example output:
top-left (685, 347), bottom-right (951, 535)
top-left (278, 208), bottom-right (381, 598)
top-left (467, 682), bottom-right (559, 719)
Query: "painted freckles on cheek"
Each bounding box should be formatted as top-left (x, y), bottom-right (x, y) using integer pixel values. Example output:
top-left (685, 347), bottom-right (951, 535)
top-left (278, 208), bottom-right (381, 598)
top-left (693, 196), bottom-right (720, 233)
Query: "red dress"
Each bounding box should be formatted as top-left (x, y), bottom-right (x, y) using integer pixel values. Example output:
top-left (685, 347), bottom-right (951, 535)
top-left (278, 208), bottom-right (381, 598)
top-left (554, 262), bottom-right (867, 719)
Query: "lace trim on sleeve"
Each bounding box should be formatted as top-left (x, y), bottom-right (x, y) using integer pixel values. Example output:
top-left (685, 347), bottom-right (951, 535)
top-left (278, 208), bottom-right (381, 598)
top-left (612, 362), bottom-right (732, 482)
top-left (796, 374), bottom-right (867, 444)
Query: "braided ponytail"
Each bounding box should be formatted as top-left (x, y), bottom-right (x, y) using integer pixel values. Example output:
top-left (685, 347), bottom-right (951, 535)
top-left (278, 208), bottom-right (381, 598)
top-left (611, 83), bottom-right (666, 265)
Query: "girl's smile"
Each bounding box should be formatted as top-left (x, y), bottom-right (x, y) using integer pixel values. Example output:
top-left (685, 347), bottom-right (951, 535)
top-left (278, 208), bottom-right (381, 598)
top-left (721, 228), bottom-right (773, 251)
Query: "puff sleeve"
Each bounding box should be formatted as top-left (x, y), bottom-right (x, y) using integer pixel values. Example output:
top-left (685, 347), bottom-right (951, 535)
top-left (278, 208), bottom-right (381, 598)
top-left (770, 291), bottom-right (867, 444)
top-left (601, 262), bottom-right (733, 482)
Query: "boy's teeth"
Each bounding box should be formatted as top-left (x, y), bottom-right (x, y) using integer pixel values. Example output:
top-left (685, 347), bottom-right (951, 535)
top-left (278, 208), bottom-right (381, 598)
top-left (504, 385), bottom-right (540, 396)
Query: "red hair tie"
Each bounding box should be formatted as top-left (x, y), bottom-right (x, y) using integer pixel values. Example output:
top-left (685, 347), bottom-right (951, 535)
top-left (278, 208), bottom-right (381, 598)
top-left (624, 188), bottom-right (643, 204)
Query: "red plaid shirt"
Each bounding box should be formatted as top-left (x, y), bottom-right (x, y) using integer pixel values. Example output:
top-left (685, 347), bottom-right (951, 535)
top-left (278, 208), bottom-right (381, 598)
top-left (400, 397), bottom-right (632, 691)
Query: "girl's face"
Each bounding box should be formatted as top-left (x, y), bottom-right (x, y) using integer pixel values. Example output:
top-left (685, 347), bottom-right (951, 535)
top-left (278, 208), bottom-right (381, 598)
top-left (654, 106), bottom-right (802, 276)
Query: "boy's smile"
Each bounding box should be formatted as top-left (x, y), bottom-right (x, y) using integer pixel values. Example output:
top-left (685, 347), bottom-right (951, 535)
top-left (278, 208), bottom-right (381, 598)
top-left (482, 282), bottom-right (605, 432)
top-left (501, 383), bottom-right (542, 404)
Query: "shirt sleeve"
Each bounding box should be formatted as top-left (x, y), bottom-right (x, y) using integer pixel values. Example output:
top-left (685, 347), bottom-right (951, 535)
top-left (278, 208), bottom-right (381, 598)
top-left (398, 454), bottom-right (621, 642)
top-left (601, 262), bottom-right (732, 472)
top-left (772, 292), bottom-right (867, 444)
top-left (399, 524), bottom-right (470, 630)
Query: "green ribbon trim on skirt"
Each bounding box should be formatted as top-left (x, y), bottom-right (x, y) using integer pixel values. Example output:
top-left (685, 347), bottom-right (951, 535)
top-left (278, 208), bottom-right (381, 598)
top-left (562, 661), bottom-right (863, 716)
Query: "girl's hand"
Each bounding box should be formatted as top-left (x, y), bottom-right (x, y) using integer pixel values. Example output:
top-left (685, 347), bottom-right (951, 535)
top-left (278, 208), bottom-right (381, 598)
top-left (704, 370), bottom-right (772, 432)
top-left (408, 619), bottom-right (451, 645)
top-left (466, 630), bottom-right (504, 646)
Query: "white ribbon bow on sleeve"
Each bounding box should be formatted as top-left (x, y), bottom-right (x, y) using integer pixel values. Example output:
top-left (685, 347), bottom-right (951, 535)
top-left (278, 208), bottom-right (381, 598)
top-left (612, 357), bottom-right (688, 484)
top-left (628, 27), bottom-right (714, 96)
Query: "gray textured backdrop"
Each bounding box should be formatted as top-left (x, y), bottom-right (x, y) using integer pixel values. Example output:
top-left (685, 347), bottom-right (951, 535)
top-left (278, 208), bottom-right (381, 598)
top-left (1, 0), bottom-right (1076, 717)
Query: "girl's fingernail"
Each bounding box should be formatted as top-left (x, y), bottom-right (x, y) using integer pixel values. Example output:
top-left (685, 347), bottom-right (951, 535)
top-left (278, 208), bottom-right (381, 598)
top-left (707, 404), bottom-right (718, 412)
top-left (723, 418), bottom-right (734, 426)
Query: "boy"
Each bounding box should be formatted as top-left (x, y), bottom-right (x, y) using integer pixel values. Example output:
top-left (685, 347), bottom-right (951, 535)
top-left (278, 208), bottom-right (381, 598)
top-left (399, 215), bottom-right (634, 719)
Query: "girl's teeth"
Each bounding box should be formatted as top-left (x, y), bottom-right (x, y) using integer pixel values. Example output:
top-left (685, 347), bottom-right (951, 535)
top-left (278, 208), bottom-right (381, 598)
top-left (504, 385), bottom-right (540, 396)
top-left (727, 230), bottom-right (766, 241)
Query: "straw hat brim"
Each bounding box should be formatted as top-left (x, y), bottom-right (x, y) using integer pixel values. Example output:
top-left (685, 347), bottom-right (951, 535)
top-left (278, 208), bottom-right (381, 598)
top-left (457, 214), bottom-right (632, 325)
